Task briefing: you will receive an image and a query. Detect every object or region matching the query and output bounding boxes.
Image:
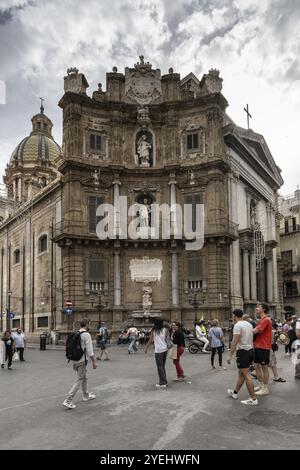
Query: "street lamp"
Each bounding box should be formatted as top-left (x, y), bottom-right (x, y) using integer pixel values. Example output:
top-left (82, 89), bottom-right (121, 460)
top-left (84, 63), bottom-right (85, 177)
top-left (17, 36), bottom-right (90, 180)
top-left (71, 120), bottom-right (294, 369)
top-left (6, 289), bottom-right (12, 330)
top-left (91, 288), bottom-right (109, 328)
top-left (184, 284), bottom-right (207, 324)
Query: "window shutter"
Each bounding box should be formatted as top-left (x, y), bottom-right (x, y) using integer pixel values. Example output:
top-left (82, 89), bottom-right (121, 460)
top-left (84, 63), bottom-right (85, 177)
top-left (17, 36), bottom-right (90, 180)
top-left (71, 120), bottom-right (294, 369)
top-left (187, 258), bottom-right (203, 280)
top-left (187, 134), bottom-right (193, 150)
top-left (193, 133), bottom-right (199, 149)
top-left (88, 196), bottom-right (104, 232)
top-left (87, 259), bottom-right (106, 281)
top-left (90, 134), bottom-right (95, 150)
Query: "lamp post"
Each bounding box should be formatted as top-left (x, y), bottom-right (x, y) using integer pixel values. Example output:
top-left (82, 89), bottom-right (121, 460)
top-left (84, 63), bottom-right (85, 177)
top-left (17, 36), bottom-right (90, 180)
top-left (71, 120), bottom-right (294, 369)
top-left (184, 285), bottom-right (207, 324)
top-left (7, 289), bottom-right (12, 330)
top-left (91, 288), bottom-right (108, 329)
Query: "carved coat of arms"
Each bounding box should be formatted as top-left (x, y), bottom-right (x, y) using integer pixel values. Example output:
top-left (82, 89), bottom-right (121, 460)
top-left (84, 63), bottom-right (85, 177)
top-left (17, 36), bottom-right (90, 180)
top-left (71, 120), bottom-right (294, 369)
top-left (125, 56), bottom-right (161, 105)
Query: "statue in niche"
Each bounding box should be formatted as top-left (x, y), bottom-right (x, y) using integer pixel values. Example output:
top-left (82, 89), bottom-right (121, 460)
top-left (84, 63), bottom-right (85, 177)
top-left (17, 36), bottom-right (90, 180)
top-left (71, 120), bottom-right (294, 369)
top-left (142, 283), bottom-right (152, 311)
top-left (137, 134), bottom-right (151, 167)
top-left (139, 198), bottom-right (151, 227)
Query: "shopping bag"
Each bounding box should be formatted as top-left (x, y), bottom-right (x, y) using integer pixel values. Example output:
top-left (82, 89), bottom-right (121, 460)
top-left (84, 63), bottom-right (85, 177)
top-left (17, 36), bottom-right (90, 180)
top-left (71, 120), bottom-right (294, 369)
top-left (168, 345), bottom-right (178, 360)
top-left (12, 351), bottom-right (20, 362)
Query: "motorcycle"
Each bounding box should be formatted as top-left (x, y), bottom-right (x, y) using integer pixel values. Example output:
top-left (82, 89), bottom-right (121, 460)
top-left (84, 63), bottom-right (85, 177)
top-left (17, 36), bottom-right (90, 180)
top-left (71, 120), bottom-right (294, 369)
top-left (186, 333), bottom-right (211, 354)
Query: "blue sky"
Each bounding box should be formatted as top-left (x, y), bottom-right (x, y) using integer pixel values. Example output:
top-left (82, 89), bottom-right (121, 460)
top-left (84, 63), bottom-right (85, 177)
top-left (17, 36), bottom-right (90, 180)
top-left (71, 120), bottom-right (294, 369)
top-left (0, 0), bottom-right (299, 195)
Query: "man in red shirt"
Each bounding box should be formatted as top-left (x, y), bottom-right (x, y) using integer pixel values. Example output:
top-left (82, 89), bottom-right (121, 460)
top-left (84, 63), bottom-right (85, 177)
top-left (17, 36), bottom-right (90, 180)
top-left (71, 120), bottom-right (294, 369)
top-left (253, 303), bottom-right (272, 396)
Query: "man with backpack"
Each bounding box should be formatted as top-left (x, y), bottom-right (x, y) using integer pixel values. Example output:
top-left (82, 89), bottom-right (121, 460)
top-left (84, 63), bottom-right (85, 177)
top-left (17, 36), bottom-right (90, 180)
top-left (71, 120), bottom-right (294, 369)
top-left (63, 319), bottom-right (97, 409)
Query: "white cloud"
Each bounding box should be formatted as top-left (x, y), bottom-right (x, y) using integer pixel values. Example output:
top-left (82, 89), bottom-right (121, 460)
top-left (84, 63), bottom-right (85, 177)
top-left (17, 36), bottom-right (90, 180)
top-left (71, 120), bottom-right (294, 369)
top-left (0, 0), bottom-right (299, 194)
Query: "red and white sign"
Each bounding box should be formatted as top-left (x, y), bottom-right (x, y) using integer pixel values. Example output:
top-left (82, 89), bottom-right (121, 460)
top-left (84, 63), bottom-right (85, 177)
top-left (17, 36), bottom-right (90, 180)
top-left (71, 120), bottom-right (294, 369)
top-left (65, 300), bottom-right (73, 307)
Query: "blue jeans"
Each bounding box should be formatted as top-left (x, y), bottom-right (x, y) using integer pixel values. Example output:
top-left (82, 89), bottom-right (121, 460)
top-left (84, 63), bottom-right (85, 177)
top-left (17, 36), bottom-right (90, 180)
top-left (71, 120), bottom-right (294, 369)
top-left (128, 336), bottom-right (137, 353)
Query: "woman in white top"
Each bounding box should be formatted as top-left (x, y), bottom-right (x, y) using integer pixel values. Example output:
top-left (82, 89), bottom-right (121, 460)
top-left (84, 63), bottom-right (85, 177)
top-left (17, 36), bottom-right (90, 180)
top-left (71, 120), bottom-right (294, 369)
top-left (145, 318), bottom-right (169, 388)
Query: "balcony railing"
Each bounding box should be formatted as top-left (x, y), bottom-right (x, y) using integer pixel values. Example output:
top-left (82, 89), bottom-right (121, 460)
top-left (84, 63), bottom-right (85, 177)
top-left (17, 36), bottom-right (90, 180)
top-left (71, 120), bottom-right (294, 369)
top-left (280, 224), bottom-right (300, 235)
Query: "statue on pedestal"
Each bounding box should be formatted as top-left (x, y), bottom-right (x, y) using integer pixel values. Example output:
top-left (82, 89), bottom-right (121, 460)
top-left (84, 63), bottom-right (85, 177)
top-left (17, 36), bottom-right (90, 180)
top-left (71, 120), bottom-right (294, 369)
top-left (142, 283), bottom-right (152, 311)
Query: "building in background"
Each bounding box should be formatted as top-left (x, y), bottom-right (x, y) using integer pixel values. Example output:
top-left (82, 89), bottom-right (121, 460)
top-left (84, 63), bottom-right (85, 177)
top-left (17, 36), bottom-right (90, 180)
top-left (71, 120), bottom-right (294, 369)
top-left (0, 58), bottom-right (284, 339)
top-left (278, 189), bottom-right (300, 317)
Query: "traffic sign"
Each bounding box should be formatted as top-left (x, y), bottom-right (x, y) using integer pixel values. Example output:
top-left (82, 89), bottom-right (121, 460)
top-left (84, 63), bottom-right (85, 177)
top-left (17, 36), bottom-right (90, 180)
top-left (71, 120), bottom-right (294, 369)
top-left (8, 312), bottom-right (14, 319)
top-left (65, 300), bottom-right (73, 307)
top-left (65, 308), bottom-right (73, 315)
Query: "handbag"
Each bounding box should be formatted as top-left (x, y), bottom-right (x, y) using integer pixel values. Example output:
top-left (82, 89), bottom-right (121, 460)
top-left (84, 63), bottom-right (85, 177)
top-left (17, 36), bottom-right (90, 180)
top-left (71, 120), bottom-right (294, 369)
top-left (12, 351), bottom-right (20, 362)
top-left (168, 344), bottom-right (178, 360)
top-left (165, 333), bottom-right (173, 350)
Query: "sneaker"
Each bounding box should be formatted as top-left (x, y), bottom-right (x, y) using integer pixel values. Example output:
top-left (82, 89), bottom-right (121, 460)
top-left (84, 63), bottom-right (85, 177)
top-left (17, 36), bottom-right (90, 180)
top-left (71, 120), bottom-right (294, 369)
top-left (62, 399), bottom-right (76, 409)
top-left (104, 358), bottom-right (110, 361)
top-left (202, 350), bottom-right (209, 354)
top-left (82, 393), bottom-right (96, 402)
top-left (227, 389), bottom-right (238, 399)
top-left (1, 364), bottom-right (4, 369)
top-left (96, 357), bottom-right (101, 361)
top-left (255, 387), bottom-right (269, 396)
top-left (254, 385), bottom-right (262, 392)
top-left (241, 398), bottom-right (258, 405)
top-left (159, 384), bottom-right (168, 389)
top-left (219, 366), bottom-right (227, 370)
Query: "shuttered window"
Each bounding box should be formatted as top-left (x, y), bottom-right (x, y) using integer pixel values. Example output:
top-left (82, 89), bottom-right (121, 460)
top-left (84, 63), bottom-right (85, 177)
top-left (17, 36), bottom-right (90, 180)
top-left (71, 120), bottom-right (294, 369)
top-left (187, 258), bottom-right (203, 280)
top-left (187, 132), bottom-right (199, 150)
top-left (89, 134), bottom-right (102, 151)
top-left (184, 193), bottom-right (201, 232)
top-left (88, 196), bottom-right (104, 232)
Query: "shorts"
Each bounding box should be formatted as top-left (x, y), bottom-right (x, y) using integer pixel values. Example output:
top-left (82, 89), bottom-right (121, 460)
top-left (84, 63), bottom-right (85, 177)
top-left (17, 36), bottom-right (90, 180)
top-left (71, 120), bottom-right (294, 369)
top-left (254, 348), bottom-right (270, 365)
top-left (236, 349), bottom-right (254, 369)
top-left (99, 340), bottom-right (107, 351)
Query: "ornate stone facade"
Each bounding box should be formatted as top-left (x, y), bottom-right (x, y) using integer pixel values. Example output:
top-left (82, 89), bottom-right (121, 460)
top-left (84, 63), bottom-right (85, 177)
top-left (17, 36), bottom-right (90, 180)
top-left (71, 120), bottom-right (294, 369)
top-left (0, 58), bottom-right (284, 339)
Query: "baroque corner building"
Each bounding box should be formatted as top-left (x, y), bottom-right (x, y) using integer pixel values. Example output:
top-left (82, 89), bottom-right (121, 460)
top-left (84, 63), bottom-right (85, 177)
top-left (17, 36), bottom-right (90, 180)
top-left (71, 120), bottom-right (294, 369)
top-left (0, 58), bottom-right (284, 338)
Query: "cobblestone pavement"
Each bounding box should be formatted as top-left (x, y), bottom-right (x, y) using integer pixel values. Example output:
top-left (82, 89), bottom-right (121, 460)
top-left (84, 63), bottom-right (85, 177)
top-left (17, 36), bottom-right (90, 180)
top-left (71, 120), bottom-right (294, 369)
top-left (0, 345), bottom-right (299, 450)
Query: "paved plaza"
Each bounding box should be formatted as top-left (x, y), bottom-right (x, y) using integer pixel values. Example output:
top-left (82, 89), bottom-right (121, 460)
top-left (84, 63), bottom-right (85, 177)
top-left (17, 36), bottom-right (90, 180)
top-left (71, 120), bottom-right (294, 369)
top-left (0, 344), bottom-right (299, 450)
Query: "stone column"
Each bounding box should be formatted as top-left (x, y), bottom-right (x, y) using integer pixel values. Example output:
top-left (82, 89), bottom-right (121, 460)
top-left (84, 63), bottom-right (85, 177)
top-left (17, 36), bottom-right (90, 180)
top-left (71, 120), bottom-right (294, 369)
top-left (114, 244), bottom-right (121, 306)
top-left (171, 249), bottom-right (179, 306)
top-left (272, 248), bottom-right (278, 303)
top-left (266, 257), bottom-right (273, 303)
top-left (113, 179), bottom-right (121, 237)
top-left (13, 179), bottom-right (17, 201)
top-left (242, 249), bottom-right (250, 300)
top-left (18, 177), bottom-right (22, 201)
top-left (250, 252), bottom-right (257, 300)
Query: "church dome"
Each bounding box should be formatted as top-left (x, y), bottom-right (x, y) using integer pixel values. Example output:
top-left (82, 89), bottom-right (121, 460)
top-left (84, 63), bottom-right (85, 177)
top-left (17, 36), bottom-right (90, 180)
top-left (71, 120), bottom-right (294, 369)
top-left (9, 104), bottom-right (62, 165)
top-left (10, 133), bottom-right (62, 163)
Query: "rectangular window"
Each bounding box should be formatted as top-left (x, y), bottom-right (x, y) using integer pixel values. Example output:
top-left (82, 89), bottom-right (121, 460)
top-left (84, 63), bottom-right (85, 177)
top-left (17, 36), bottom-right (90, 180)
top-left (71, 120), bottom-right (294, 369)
top-left (89, 133), bottom-right (102, 151)
top-left (187, 132), bottom-right (199, 150)
top-left (12, 318), bottom-right (21, 329)
top-left (86, 259), bottom-right (106, 292)
top-left (37, 316), bottom-right (49, 328)
top-left (187, 257), bottom-right (204, 289)
top-left (284, 281), bottom-right (298, 297)
top-left (281, 250), bottom-right (293, 272)
top-left (184, 193), bottom-right (201, 232)
top-left (88, 196), bottom-right (104, 232)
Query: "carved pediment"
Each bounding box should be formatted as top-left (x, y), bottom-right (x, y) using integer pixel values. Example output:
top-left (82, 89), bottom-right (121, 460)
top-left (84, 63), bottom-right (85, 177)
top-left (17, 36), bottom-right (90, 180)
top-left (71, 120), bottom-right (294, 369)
top-left (125, 56), bottom-right (161, 105)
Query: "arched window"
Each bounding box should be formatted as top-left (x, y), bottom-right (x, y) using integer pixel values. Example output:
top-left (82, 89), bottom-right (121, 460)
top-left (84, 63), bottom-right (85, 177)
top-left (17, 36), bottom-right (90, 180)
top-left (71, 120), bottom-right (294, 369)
top-left (38, 235), bottom-right (47, 253)
top-left (14, 249), bottom-right (20, 265)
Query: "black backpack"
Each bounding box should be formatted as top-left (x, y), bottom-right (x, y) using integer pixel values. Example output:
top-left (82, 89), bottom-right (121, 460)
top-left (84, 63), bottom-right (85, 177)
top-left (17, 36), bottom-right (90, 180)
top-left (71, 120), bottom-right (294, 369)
top-left (66, 331), bottom-right (85, 362)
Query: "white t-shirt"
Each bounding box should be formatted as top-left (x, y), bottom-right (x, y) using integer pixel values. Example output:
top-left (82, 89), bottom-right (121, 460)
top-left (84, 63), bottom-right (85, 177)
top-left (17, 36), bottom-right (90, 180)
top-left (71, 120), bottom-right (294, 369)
top-left (13, 333), bottom-right (25, 348)
top-left (153, 328), bottom-right (168, 353)
top-left (128, 327), bottom-right (138, 337)
top-left (233, 320), bottom-right (253, 351)
top-left (296, 320), bottom-right (300, 331)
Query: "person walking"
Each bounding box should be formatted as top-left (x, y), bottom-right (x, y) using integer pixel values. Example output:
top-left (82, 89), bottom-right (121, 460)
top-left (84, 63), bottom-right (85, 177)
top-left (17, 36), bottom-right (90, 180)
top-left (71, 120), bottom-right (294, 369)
top-left (96, 321), bottom-right (110, 361)
top-left (170, 322), bottom-right (185, 381)
top-left (13, 328), bottom-right (26, 361)
top-left (1, 331), bottom-right (15, 370)
top-left (269, 321), bottom-right (286, 383)
top-left (126, 324), bottom-right (139, 354)
top-left (209, 319), bottom-right (226, 370)
top-left (227, 309), bottom-right (257, 405)
top-left (252, 303), bottom-right (273, 396)
top-left (145, 317), bottom-right (168, 389)
top-left (63, 319), bottom-right (97, 409)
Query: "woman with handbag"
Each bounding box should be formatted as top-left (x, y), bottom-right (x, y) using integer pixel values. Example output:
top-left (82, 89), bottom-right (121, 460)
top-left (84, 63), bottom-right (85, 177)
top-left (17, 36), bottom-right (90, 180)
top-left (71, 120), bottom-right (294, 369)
top-left (1, 330), bottom-right (15, 370)
top-left (170, 322), bottom-right (186, 382)
top-left (145, 318), bottom-right (169, 389)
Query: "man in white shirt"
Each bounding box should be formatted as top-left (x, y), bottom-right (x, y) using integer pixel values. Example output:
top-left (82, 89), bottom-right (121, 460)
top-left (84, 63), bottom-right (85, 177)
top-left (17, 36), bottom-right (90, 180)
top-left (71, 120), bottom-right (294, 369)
top-left (63, 319), bottom-right (97, 409)
top-left (13, 328), bottom-right (26, 361)
top-left (227, 309), bottom-right (258, 405)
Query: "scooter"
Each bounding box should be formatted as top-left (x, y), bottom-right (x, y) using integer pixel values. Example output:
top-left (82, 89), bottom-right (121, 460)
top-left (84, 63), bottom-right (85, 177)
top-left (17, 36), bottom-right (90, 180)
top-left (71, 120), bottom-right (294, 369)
top-left (186, 334), bottom-right (211, 354)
